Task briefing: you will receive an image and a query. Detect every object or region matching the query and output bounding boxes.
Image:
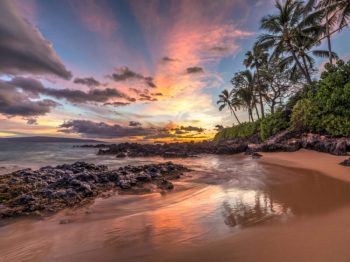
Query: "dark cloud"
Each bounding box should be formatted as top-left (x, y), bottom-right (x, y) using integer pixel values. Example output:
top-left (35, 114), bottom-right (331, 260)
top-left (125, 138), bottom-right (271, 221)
top-left (139, 93), bottom-right (158, 102)
top-left (151, 92), bottom-right (163, 96)
top-left (129, 121), bottom-right (142, 127)
top-left (74, 77), bottom-right (101, 87)
top-left (58, 119), bottom-right (207, 140)
top-left (144, 133), bottom-right (176, 139)
top-left (0, 80), bottom-right (59, 118)
top-left (104, 101), bottom-right (131, 107)
top-left (127, 97), bottom-right (137, 102)
top-left (174, 129), bottom-right (186, 135)
top-left (177, 126), bottom-right (205, 133)
top-left (10, 77), bottom-right (129, 104)
top-left (215, 125), bottom-right (224, 131)
top-left (186, 67), bottom-right (204, 74)
top-left (109, 67), bottom-right (156, 88)
top-left (210, 46), bottom-right (229, 52)
top-left (0, 0), bottom-right (72, 79)
top-left (161, 56), bottom-right (177, 62)
top-left (26, 118), bottom-right (38, 125)
top-left (59, 120), bottom-right (156, 138)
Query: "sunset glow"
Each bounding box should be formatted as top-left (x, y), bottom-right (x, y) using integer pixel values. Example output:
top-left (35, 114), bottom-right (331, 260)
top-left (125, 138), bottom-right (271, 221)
top-left (1, 0), bottom-right (349, 142)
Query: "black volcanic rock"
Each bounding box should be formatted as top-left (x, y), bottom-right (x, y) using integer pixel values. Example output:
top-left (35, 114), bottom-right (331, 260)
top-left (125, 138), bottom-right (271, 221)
top-left (93, 141), bottom-right (249, 158)
top-left (339, 158), bottom-right (350, 166)
top-left (0, 161), bottom-right (191, 218)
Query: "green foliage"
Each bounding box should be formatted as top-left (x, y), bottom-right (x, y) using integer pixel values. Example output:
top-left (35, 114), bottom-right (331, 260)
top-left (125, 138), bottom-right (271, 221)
top-left (214, 122), bottom-right (260, 141)
top-left (290, 60), bottom-right (350, 136)
top-left (260, 111), bottom-right (290, 140)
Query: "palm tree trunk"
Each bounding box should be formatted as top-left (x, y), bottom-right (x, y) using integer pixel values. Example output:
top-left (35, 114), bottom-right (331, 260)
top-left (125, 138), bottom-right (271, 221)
top-left (255, 64), bottom-right (265, 118)
top-left (254, 104), bottom-right (260, 120)
top-left (249, 108), bottom-right (254, 122)
top-left (288, 43), bottom-right (312, 85)
top-left (229, 106), bottom-right (241, 125)
top-left (326, 10), bottom-right (333, 65)
top-left (301, 55), bottom-right (312, 84)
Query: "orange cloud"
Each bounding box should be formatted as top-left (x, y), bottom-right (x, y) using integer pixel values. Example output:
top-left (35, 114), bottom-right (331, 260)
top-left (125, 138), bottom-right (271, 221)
top-left (127, 0), bottom-right (254, 132)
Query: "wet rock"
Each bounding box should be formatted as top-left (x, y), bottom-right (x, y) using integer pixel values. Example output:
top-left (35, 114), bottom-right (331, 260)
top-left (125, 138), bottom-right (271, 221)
top-left (158, 180), bottom-right (174, 190)
top-left (136, 172), bottom-right (152, 182)
top-left (59, 218), bottom-right (71, 224)
top-left (339, 158), bottom-right (350, 166)
top-left (0, 161), bottom-right (191, 219)
top-left (118, 179), bottom-right (131, 189)
top-left (116, 152), bottom-right (127, 158)
top-left (251, 152), bottom-right (262, 158)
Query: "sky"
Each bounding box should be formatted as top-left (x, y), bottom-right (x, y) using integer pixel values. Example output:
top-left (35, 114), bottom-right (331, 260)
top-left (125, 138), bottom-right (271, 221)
top-left (0, 0), bottom-right (349, 142)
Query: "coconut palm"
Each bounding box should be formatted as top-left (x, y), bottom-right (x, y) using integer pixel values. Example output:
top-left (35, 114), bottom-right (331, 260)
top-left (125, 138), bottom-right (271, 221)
top-left (305, 0), bottom-right (339, 64)
top-left (217, 89), bottom-right (241, 124)
top-left (258, 0), bottom-right (324, 84)
top-left (244, 44), bottom-right (269, 118)
top-left (279, 29), bottom-right (338, 80)
top-left (331, 0), bottom-right (350, 29)
top-left (231, 70), bottom-right (258, 122)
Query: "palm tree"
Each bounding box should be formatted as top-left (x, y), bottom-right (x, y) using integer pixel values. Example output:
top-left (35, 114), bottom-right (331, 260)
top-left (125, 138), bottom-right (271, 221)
top-left (217, 89), bottom-right (241, 124)
top-left (231, 70), bottom-right (257, 122)
top-left (258, 0), bottom-right (324, 85)
top-left (334, 0), bottom-right (350, 29)
top-left (279, 30), bottom-right (338, 80)
top-left (305, 0), bottom-right (339, 64)
top-left (244, 44), bottom-right (268, 118)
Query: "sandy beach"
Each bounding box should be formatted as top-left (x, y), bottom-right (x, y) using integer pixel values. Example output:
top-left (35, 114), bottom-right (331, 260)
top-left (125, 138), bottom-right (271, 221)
top-left (2, 150), bottom-right (350, 262)
top-left (156, 150), bottom-right (350, 262)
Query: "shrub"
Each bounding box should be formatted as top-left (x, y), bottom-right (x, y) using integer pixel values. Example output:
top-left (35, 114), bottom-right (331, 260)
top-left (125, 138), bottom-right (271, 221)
top-left (260, 111), bottom-right (290, 140)
top-left (214, 121), bottom-right (260, 141)
top-left (290, 60), bottom-right (350, 136)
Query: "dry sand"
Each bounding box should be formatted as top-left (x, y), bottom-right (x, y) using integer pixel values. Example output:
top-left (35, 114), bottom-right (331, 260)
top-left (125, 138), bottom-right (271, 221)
top-left (155, 150), bottom-right (350, 262)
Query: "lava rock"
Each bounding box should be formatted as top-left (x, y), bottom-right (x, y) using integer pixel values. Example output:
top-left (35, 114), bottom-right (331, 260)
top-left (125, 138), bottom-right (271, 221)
top-left (339, 158), bottom-right (350, 166)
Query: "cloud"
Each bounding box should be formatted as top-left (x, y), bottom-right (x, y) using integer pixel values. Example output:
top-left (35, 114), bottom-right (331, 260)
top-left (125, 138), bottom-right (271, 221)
top-left (139, 94), bottom-right (158, 102)
top-left (109, 66), bottom-right (156, 88)
top-left (104, 101), bottom-right (131, 107)
top-left (210, 46), bottom-right (230, 52)
top-left (10, 77), bottom-right (129, 104)
top-left (57, 119), bottom-right (207, 141)
top-left (179, 125), bottom-right (205, 132)
top-left (161, 56), bottom-right (177, 62)
top-left (0, 80), bottom-right (59, 118)
top-left (172, 125), bottom-right (205, 134)
top-left (59, 120), bottom-right (156, 138)
top-left (0, 0), bottom-right (72, 79)
top-left (129, 121), bottom-right (142, 127)
top-left (186, 67), bottom-right (204, 74)
top-left (151, 92), bottom-right (163, 96)
top-left (73, 77), bottom-right (101, 87)
top-left (26, 118), bottom-right (38, 125)
top-left (127, 97), bottom-right (137, 102)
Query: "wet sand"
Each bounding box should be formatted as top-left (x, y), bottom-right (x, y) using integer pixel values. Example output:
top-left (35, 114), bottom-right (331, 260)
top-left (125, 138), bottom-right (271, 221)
top-left (261, 149), bottom-right (350, 183)
top-left (1, 151), bottom-right (350, 261)
top-left (161, 150), bottom-right (350, 262)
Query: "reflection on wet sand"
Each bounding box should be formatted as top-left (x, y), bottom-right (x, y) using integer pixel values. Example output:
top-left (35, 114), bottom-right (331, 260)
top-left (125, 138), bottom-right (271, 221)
top-left (1, 155), bottom-right (350, 261)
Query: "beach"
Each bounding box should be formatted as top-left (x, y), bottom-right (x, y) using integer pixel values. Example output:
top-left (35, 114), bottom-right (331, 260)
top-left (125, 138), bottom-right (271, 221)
top-left (1, 147), bottom-right (350, 261)
top-left (158, 150), bottom-right (350, 262)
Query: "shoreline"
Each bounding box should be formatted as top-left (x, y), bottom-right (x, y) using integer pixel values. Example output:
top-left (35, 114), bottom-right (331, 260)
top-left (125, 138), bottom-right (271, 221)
top-left (259, 149), bottom-right (350, 183)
